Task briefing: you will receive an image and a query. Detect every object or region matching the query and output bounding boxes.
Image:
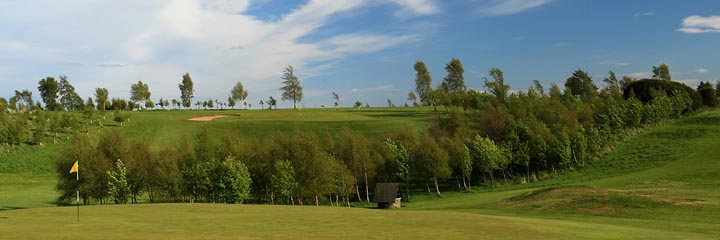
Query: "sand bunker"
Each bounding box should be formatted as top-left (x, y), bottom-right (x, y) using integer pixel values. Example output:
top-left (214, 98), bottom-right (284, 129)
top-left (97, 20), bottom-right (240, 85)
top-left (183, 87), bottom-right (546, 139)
top-left (188, 115), bottom-right (230, 122)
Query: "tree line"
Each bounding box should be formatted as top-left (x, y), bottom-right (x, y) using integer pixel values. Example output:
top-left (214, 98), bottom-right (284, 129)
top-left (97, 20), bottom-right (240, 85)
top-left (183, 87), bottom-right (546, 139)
top-left (53, 61), bottom-right (719, 206)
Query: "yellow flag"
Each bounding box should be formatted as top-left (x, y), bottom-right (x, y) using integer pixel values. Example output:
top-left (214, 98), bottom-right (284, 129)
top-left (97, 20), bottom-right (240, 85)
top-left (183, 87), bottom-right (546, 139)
top-left (69, 161), bottom-right (79, 173)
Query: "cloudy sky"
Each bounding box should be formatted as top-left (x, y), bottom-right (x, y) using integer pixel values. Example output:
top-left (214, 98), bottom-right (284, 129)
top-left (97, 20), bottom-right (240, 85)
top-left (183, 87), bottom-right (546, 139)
top-left (1, 0), bottom-right (719, 108)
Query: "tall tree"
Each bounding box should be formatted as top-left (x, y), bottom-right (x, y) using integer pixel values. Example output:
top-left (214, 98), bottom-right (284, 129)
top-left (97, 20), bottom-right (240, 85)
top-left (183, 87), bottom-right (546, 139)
top-left (415, 134), bottom-right (450, 197)
top-left (280, 65), bottom-right (303, 109)
top-left (130, 80), bottom-right (151, 109)
top-left (697, 81), bottom-right (718, 107)
top-left (441, 58), bottom-right (466, 96)
top-left (414, 61), bottom-right (433, 106)
top-left (58, 75), bottom-right (83, 111)
top-left (179, 73), bottom-right (194, 109)
top-left (267, 96), bottom-right (277, 109)
top-left (564, 69), bottom-right (597, 101)
top-left (95, 88), bottom-right (109, 111)
top-left (38, 77), bottom-right (60, 110)
top-left (652, 63), bottom-right (671, 81)
top-left (485, 68), bottom-right (510, 104)
top-left (231, 82), bottom-right (248, 109)
top-left (533, 80), bottom-right (545, 96)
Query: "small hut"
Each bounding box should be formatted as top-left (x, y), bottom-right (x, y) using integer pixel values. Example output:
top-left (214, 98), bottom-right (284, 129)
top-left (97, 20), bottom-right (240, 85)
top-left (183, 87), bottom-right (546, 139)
top-left (374, 183), bottom-right (401, 209)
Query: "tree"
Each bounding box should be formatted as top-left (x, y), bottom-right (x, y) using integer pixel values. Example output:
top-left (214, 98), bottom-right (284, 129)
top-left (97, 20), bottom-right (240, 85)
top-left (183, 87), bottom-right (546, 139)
top-left (11, 90), bottom-right (34, 111)
top-left (387, 98), bottom-right (393, 108)
top-left (95, 88), bottom-right (109, 111)
top-left (697, 81), bottom-right (718, 107)
top-left (415, 134), bottom-right (450, 197)
top-left (259, 100), bottom-right (264, 109)
top-left (442, 58), bottom-right (466, 98)
top-left (272, 160), bottom-right (298, 204)
top-left (385, 139), bottom-right (412, 201)
top-left (267, 96), bottom-right (277, 109)
top-left (83, 97), bottom-right (95, 123)
top-left (485, 68), bottom-right (510, 104)
top-left (332, 92), bottom-right (340, 110)
top-left (354, 101), bottom-right (362, 108)
top-left (38, 77), bottom-right (60, 110)
top-left (280, 65), bottom-right (303, 109)
top-left (653, 63), bottom-right (671, 81)
top-left (414, 61), bottom-right (433, 107)
top-left (108, 159), bottom-right (130, 204)
top-left (228, 96), bottom-right (236, 109)
top-left (468, 135), bottom-right (504, 188)
top-left (231, 82), bottom-right (248, 109)
top-left (130, 80), bottom-right (151, 109)
top-left (564, 69), bottom-right (597, 101)
top-left (58, 75), bottom-right (83, 111)
top-left (218, 156), bottom-right (252, 203)
top-left (407, 91), bottom-right (417, 106)
top-left (716, 80), bottom-right (720, 97)
top-left (179, 73), bottom-right (194, 108)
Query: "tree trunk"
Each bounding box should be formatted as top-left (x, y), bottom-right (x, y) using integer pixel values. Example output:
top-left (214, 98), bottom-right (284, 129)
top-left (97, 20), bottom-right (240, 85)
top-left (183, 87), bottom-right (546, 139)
top-left (426, 180), bottom-right (431, 193)
top-left (433, 176), bottom-right (441, 198)
top-left (314, 192), bottom-right (319, 206)
top-left (405, 179), bottom-right (411, 202)
top-left (455, 176), bottom-right (461, 190)
top-left (290, 195), bottom-right (295, 206)
top-left (462, 175), bottom-right (468, 190)
top-left (355, 183), bottom-right (361, 203)
top-left (364, 170), bottom-right (370, 203)
top-left (489, 172), bottom-right (495, 188)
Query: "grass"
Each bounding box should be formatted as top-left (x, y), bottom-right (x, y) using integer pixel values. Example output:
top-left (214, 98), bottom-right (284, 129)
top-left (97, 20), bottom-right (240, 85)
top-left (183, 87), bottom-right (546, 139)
top-left (1, 107), bottom-right (720, 239)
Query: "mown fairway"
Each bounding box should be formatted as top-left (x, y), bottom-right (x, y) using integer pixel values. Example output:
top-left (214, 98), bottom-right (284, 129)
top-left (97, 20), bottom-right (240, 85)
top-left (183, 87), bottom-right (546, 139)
top-left (1, 107), bottom-right (720, 239)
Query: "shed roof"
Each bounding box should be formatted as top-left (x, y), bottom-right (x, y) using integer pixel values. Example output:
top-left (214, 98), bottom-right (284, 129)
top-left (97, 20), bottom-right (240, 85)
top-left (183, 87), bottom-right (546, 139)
top-left (374, 183), bottom-right (400, 203)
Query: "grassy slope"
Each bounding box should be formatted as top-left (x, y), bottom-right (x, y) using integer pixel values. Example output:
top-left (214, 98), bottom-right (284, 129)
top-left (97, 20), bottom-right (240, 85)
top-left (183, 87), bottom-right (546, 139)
top-left (1, 108), bottom-right (719, 239)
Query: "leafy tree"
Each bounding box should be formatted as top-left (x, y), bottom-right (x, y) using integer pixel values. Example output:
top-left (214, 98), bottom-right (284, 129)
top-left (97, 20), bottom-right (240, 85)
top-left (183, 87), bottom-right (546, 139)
top-left (415, 134), bottom-right (450, 197)
top-left (332, 92), bottom-right (340, 110)
top-left (407, 91), bottom-right (417, 106)
top-left (414, 61), bottom-right (434, 107)
top-left (441, 58), bottom-right (466, 104)
top-left (218, 156), bottom-right (252, 203)
top-left (94, 88), bottom-right (109, 111)
top-left (354, 100), bottom-right (362, 108)
top-left (0, 98), bottom-right (7, 112)
top-left (272, 160), bottom-right (298, 204)
top-left (485, 68), bottom-right (510, 104)
top-left (564, 69), bottom-right (597, 101)
top-left (227, 96), bottom-right (236, 109)
top-left (652, 63), bottom-right (671, 81)
top-left (38, 77), bottom-right (60, 110)
top-left (697, 81), bottom-right (718, 107)
top-left (280, 65), bottom-right (303, 109)
top-left (12, 90), bottom-right (34, 111)
top-left (259, 100), bottom-right (264, 109)
top-left (603, 71), bottom-right (622, 99)
top-left (127, 139), bottom-right (152, 203)
top-left (83, 97), bottom-right (95, 123)
top-left (468, 135), bottom-right (504, 188)
top-left (179, 73), bottom-right (194, 108)
top-left (385, 139), bottom-right (412, 200)
top-left (107, 159), bottom-right (130, 204)
top-left (231, 81), bottom-right (248, 109)
top-left (387, 98), bottom-right (393, 108)
top-left (130, 80), bottom-right (151, 109)
top-left (716, 80), bottom-right (720, 97)
top-left (533, 80), bottom-right (545, 96)
top-left (58, 75), bottom-right (83, 111)
top-left (267, 96), bottom-right (277, 109)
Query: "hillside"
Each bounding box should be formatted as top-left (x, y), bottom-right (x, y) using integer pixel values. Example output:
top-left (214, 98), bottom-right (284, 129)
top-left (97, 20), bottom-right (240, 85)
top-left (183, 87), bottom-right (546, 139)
top-left (1, 108), bottom-right (719, 239)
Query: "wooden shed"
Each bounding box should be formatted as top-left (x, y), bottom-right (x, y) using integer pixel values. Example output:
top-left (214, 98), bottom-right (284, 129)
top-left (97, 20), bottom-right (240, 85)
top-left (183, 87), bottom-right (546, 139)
top-left (374, 183), bottom-right (402, 209)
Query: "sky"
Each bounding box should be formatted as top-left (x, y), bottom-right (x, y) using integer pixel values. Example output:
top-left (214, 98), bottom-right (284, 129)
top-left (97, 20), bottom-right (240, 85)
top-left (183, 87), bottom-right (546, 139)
top-left (1, 0), bottom-right (719, 108)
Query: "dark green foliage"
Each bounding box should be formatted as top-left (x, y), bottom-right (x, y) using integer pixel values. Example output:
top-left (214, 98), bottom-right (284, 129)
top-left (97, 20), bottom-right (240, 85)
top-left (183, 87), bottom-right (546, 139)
top-left (652, 63), bottom-right (671, 81)
top-left (414, 61), bottom-right (434, 106)
top-left (564, 69), bottom-right (597, 101)
top-left (623, 79), bottom-right (701, 110)
top-left (37, 77), bottom-right (60, 111)
top-left (697, 81), bottom-right (717, 107)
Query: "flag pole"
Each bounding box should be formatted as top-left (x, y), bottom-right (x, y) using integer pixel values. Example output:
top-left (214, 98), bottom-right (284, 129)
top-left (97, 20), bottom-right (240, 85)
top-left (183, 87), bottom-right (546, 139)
top-left (76, 162), bottom-right (79, 222)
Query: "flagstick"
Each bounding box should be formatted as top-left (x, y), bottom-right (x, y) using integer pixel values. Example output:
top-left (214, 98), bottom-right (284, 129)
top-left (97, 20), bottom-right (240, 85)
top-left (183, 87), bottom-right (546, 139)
top-left (76, 169), bottom-right (80, 222)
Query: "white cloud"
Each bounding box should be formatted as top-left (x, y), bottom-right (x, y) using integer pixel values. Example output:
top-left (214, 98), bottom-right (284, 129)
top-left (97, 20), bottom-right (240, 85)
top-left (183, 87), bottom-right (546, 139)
top-left (677, 15), bottom-right (720, 34)
top-left (624, 72), bottom-right (651, 79)
top-left (389, 0), bottom-right (439, 16)
top-left (0, 0), bottom-right (425, 107)
top-left (676, 79), bottom-right (701, 88)
top-left (476, 0), bottom-right (552, 16)
top-left (692, 68), bottom-right (709, 74)
top-left (599, 59), bottom-right (631, 67)
top-left (634, 12), bottom-right (654, 18)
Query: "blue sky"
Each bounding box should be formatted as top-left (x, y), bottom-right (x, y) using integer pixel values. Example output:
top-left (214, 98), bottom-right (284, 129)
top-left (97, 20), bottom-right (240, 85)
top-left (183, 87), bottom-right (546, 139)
top-left (1, 0), bottom-right (719, 108)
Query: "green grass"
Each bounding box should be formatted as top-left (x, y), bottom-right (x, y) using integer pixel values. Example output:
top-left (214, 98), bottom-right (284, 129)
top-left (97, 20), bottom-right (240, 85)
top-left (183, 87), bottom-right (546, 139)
top-left (1, 107), bottom-right (720, 239)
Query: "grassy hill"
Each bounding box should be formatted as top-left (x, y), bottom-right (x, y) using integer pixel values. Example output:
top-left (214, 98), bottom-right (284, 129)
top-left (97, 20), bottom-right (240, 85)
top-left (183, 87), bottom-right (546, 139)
top-left (1, 107), bottom-right (719, 239)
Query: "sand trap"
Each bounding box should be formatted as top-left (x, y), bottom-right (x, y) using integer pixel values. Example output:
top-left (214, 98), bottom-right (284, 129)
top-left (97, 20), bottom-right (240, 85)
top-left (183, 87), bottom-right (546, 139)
top-left (188, 115), bottom-right (230, 122)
